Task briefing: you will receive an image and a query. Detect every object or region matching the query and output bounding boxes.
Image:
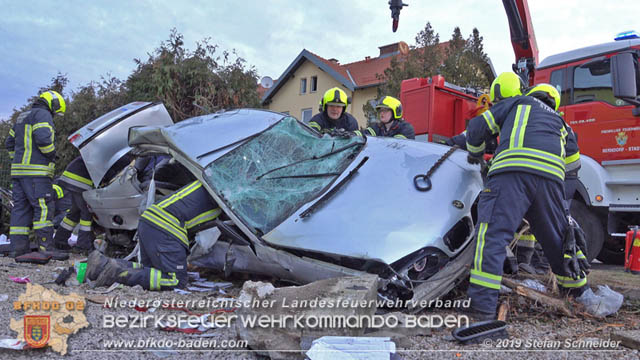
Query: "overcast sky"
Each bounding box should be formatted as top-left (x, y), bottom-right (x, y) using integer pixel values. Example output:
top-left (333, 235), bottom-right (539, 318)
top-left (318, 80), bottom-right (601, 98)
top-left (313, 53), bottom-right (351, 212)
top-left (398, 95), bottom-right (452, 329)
top-left (1, 0), bottom-right (639, 120)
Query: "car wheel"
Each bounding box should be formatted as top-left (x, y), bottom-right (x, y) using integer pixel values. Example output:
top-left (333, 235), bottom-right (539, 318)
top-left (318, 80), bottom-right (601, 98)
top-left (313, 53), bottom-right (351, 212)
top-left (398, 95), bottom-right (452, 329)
top-left (570, 201), bottom-right (604, 262)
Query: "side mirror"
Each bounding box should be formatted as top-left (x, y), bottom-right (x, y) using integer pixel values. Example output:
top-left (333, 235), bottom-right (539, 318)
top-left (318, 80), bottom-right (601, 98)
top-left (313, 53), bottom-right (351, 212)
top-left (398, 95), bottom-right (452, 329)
top-left (611, 53), bottom-right (639, 98)
top-left (611, 52), bottom-right (640, 115)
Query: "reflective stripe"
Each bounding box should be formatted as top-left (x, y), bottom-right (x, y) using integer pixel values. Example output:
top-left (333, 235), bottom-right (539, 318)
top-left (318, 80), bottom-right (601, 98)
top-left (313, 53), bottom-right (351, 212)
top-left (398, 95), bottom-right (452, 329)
top-left (38, 198), bottom-right (48, 224)
top-left (159, 272), bottom-right (179, 287)
top-left (489, 158), bottom-right (565, 180)
top-left (141, 211), bottom-right (188, 246)
top-left (466, 141), bottom-right (486, 153)
top-left (8, 151), bottom-right (14, 160)
top-left (309, 122), bottom-right (321, 131)
top-left (79, 219), bottom-right (92, 232)
top-left (366, 127), bottom-right (376, 136)
top-left (518, 233), bottom-right (536, 241)
top-left (11, 163), bottom-right (55, 177)
top-left (185, 208), bottom-right (222, 230)
top-left (394, 134), bottom-right (407, 139)
top-left (63, 217), bottom-right (78, 227)
top-left (150, 269), bottom-right (161, 290)
top-left (9, 129), bottom-right (15, 137)
top-left (60, 218), bottom-right (75, 231)
top-left (33, 221), bottom-right (53, 230)
top-left (494, 147), bottom-right (565, 169)
top-left (469, 269), bottom-right (502, 290)
top-left (22, 124), bottom-right (32, 164)
top-left (148, 205), bottom-right (184, 234)
top-left (576, 250), bottom-right (586, 260)
top-left (158, 181), bottom-right (201, 208)
top-left (555, 274), bottom-right (587, 288)
top-left (32, 122), bottom-right (53, 132)
top-left (39, 143), bottom-right (55, 154)
top-left (482, 111), bottom-right (500, 134)
top-left (353, 130), bottom-right (362, 137)
top-left (474, 223), bottom-right (488, 271)
top-left (510, 105), bottom-right (531, 149)
top-left (565, 151), bottom-right (580, 165)
top-left (132, 262), bottom-right (142, 269)
top-left (52, 184), bottom-right (64, 199)
top-left (10, 226), bottom-right (30, 235)
top-left (62, 170), bottom-right (94, 187)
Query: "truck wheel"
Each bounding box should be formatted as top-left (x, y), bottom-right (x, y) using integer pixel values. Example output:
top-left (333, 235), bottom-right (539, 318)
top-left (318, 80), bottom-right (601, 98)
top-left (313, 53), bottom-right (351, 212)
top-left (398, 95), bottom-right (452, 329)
top-left (569, 201), bottom-right (604, 262)
top-left (596, 240), bottom-right (625, 265)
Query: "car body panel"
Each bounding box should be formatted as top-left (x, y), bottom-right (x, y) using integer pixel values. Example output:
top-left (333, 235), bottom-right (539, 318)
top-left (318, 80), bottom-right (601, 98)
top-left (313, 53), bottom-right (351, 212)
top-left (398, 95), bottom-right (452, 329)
top-left (69, 102), bottom-right (173, 186)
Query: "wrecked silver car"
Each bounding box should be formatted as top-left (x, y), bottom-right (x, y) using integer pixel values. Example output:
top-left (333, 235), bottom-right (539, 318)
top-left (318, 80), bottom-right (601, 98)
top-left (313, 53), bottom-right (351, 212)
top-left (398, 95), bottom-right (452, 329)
top-left (123, 105), bottom-right (484, 308)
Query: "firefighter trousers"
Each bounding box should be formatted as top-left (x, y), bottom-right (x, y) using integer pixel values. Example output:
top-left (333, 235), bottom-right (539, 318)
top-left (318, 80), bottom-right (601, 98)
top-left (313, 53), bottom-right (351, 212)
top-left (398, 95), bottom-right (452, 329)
top-left (115, 220), bottom-right (187, 291)
top-left (53, 190), bottom-right (94, 250)
top-left (468, 172), bottom-right (587, 314)
top-left (9, 177), bottom-right (54, 254)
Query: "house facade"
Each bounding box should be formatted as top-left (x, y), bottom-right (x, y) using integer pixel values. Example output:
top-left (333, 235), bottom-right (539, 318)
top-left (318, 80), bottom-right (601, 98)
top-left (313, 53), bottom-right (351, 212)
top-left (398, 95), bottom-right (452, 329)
top-left (261, 43), bottom-right (409, 129)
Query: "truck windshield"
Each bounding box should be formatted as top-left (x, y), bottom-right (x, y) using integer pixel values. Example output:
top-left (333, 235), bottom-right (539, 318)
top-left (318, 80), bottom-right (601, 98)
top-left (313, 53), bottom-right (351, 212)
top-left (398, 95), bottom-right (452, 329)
top-left (202, 116), bottom-right (364, 234)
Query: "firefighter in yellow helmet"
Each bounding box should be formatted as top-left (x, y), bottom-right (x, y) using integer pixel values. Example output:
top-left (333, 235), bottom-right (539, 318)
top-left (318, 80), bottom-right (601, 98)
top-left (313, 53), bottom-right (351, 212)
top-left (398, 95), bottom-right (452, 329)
top-left (358, 96), bottom-right (415, 139)
top-left (463, 73), bottom-right (589, 320)
top-left (5, 90), bottom-right (67, 261)
top-left (308, 87), bottom-right (358, 132)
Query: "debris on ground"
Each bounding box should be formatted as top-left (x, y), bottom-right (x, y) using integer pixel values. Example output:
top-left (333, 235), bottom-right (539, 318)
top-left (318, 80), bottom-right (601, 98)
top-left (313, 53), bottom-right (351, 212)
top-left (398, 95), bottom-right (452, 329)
top-left (306, 336), bottom-right (396, 360)
top-left (576, 285), bottom-right (624, 317)
top-left (8, 275), bottom-right (30, 284)
top-left (235, 274), bottom-right (378, 359)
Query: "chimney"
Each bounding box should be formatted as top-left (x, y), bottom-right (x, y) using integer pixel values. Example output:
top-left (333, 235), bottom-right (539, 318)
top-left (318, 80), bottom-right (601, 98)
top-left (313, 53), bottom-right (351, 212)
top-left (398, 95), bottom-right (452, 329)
top-left (328, 58), bottom-right (339, 64)
top-left (365, 56), bottom-right (371, 62)
top-left (378, 42), bottom-right (401, 56)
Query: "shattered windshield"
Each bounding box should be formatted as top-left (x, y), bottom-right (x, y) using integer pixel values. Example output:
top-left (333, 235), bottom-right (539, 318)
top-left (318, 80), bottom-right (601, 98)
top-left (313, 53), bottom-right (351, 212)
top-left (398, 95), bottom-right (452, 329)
top-left (203, 116), bottom-right (364, 234)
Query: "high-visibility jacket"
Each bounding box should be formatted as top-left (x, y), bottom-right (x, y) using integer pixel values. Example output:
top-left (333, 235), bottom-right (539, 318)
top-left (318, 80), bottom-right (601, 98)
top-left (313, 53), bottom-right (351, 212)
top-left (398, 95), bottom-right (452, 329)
top-left (308, 112), bottom-right (358, 132)
top-left (466, 95), bottom-right (572, 184)
top-left (358, 119), bottom-right (415, 139)
top-left (140, 181), bottom-right (221, 248)
top-left (59, 156), bottom-right (94, 192)
top-left (5, 101), bottom-right (56, 178)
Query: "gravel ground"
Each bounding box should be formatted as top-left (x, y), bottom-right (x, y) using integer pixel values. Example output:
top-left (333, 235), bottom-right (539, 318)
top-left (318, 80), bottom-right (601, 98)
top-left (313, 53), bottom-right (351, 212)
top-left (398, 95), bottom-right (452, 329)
top-left (0, 255), bottom-right (638, 359)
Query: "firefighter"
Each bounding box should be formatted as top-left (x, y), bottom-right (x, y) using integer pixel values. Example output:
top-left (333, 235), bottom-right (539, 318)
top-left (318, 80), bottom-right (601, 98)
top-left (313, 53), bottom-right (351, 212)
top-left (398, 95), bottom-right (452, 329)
top-left (53, 156), bottom-right (95, 254)
top-left (516, 84), bottom-right (582, 274)
top-left (465, 73), bottom-right (589, 320)
top-left (308, 87), bottom-right (358, 132)
top-left (357, 96), bottom-right (415, 139)
top-left (5, 90), bottom-right (65, 259)
top-left (52, 178), bottom-right (72, 229)
top-left (86, 180), bottom-right (221, 290)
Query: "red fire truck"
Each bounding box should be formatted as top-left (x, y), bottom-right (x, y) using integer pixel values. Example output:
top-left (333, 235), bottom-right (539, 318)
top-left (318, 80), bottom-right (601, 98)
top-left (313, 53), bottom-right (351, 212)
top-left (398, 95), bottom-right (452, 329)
top-left (397, 0), bottom-right (640, 264)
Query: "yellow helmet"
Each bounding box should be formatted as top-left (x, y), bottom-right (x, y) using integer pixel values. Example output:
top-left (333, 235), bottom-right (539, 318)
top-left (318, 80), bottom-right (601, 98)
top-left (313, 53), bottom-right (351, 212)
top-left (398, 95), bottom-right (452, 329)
top-left (39, 90), bottom-right (66, 115)
top-left (526, 83), bottom-right (561, 111)
top-left (319, 87), bottom-right (350, 112)
top-left (489, 72), bottom-right (525, 102)
top-left (375, 96), bottom-right (403, 119)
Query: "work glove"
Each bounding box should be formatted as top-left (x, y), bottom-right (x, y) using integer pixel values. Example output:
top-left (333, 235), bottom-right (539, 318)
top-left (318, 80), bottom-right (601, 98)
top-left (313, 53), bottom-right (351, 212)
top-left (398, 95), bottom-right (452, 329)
top-left (562, 220), bottom-right (586, 280)
top-left (467, 154), bottom-right (482, 165)
top-left (569, 216), bottom-right (591, 274)
top-left (323, 128), bottom-right (353, 139)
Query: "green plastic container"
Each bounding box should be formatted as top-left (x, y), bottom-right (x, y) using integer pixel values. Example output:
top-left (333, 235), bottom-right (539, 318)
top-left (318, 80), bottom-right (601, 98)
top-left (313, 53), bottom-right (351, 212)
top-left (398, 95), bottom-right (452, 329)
top-left (75, 262), bottom-right (87, 284)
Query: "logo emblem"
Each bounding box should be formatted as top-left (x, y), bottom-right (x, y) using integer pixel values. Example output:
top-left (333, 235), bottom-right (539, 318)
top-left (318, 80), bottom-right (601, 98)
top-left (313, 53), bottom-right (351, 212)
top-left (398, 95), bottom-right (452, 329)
top-left (616, 131), bottom-right (628, 146)
top-left (24, 315), bottom-right (50, 348)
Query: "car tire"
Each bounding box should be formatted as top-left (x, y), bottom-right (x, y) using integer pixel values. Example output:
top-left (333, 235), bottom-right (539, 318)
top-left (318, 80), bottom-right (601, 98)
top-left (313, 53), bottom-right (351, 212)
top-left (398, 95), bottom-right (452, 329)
top-left (570, 201), bottom-right (604, 263)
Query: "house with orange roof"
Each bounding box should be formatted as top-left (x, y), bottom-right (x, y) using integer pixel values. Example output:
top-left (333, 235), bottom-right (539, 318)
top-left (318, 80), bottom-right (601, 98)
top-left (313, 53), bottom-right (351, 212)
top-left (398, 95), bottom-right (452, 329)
top-left (261, 42), bottom-right (422, 128)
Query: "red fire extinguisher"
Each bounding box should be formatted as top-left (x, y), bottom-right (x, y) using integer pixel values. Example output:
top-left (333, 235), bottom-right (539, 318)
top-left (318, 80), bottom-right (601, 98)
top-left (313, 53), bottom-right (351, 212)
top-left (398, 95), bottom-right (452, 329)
top-left (625, 226), bottom-right (640, 274)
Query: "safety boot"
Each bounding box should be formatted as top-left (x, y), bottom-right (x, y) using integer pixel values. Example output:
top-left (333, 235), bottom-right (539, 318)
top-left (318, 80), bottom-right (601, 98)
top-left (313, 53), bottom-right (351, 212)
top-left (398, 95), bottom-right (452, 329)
top-left (93, 258), bottom-right (129, 288)
top-left (86, 250), bottom-right (110, 281)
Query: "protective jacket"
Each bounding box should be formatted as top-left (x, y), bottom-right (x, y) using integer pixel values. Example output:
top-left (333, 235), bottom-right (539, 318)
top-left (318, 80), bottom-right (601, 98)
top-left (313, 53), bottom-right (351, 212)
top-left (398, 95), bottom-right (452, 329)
top-left (5, 101), bottom-right (56, 178)
top-left (140, 180), bottom-right (221, 248)
top-left (59, 156), bottom-right (93, 192)
top-left (308, 112), bottom-right (358, 132)
top-left (360, 119), bottom-right (415, 139)
top-left (466, 96), bottom-right (571, 184)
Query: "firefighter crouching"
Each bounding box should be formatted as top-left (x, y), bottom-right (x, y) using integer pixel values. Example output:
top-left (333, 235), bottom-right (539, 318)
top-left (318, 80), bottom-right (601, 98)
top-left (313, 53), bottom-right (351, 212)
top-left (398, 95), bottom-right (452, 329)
top-left (5, 90), bottom-right (66, 259)
top-left (464, 73), bottom-right (589, 320)
top-left (356, 96), bottom-right (415, 139)
top-left (86, 180), bottom-right (221, 290)
top-left (53, 156), bottom-right (96, 254)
